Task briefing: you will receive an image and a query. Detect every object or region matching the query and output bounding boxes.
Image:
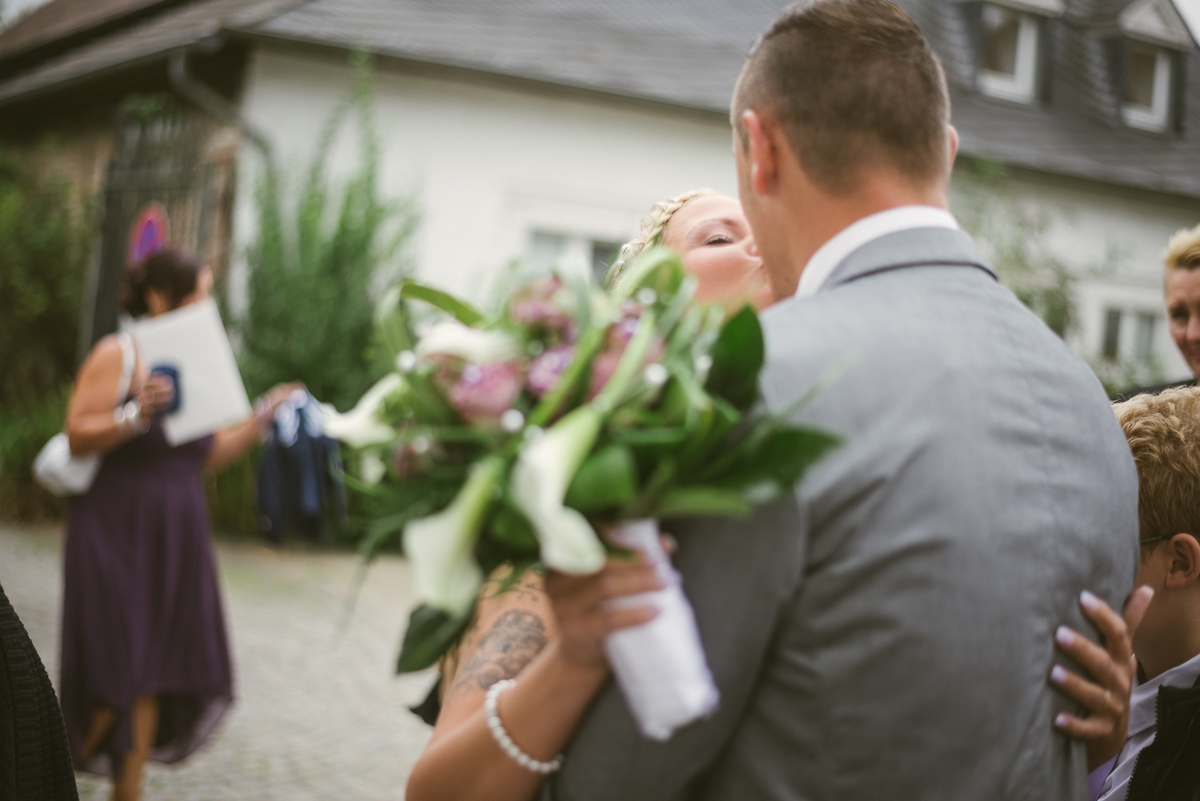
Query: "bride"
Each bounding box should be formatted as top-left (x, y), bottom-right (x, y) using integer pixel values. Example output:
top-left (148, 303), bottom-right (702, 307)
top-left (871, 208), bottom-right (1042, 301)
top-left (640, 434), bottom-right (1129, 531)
top-left (404, 191), bottom-right (1144, 801)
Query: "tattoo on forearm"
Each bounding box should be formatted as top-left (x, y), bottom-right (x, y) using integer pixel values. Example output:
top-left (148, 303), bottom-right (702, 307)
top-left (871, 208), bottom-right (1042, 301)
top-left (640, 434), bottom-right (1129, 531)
top-left (477, 568), bottom-right (546, 604)
top-left (450, 610), bottom-right (548, 693)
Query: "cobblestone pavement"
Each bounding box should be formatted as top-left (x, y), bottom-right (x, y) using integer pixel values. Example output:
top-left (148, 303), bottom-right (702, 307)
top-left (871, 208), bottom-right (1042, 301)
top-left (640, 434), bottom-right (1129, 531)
top-left (0, 522), bottom-right (435, 800)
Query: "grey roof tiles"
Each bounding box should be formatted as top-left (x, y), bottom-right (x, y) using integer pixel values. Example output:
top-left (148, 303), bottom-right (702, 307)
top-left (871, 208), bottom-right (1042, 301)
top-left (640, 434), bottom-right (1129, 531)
top-left (0, 0), bottom-right (1197, 198)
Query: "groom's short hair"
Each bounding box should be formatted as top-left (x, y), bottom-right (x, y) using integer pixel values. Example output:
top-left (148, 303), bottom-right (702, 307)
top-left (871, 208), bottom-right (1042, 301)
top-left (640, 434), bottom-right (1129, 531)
top-left (733, 0), bottom-right (950, 195)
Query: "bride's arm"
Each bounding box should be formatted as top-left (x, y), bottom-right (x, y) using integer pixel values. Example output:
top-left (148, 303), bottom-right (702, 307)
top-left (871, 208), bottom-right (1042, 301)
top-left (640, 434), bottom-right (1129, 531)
top-left (405, 558), bottom-right (661, 801)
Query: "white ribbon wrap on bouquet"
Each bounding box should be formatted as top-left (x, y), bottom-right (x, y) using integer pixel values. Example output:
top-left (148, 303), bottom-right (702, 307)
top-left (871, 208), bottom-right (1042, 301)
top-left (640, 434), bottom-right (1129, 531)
top-left (603, 519), bottom-right (720, 741)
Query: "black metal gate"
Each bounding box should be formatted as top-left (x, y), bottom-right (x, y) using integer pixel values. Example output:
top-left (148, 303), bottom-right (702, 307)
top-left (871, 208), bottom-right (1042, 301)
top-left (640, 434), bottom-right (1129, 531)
top-left (80, 109), bottom-right (230, 352)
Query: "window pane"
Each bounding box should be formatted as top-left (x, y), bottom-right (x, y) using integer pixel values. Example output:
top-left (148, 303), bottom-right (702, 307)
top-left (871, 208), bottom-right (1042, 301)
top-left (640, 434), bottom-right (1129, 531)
top-left (1102, 308), bottom-right (1122, 359)
top-left (1124, 43), bottom-right (1158, 108)
top-left (591, 240), bottom-right (622, 285)
top-left (1135, 313), bottom-right (1156, 361)
top-left (529, 232), bottom-right (567, 274)
top-left (982, 6), bottom-right (1021, 76)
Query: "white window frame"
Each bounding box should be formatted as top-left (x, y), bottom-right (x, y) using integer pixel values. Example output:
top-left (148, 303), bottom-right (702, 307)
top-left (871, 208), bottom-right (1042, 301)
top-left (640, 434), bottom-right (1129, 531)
top-left (1121, 46), bottom-right (1172, 133)
top-left (978, 6), bottom-right (1041, 104)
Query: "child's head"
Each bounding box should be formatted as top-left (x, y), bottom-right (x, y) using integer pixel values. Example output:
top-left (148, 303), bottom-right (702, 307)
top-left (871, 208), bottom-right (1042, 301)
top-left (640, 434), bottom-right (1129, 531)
top-left (1115, 386), bottom-right (1200, 678)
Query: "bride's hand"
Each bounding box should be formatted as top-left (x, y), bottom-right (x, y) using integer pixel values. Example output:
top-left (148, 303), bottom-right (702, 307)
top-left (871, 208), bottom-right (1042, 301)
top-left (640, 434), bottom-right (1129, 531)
top-left (1049, 585), bottom-right (1154, 772)
top-left (544, 553), bottom-right (663, 669)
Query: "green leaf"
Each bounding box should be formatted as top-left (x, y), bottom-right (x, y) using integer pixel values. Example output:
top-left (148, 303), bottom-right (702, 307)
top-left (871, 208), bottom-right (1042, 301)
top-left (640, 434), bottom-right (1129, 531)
top-left (394, 370), bottom-right (459, 425)
top-left (396, 604), bottom-right (473, 673)
top-left (564, 444), bottom-right (638, 513)
top-left (712, 427), bottom-right (843, 490)
top-left (488, 502), bottom-right (541, 553)
top-left (400, 279), bottom-right (486, 327)
top-left (652, 487), bottom-right (752, 518)
top-left (609, 427), bottom-right (690, 448)
top-left (527, 325), bottom-right (606, 428)
top-left (610, 245), bottom-right (686, 302)
top-left (704, 305), bottom-right (764, 411)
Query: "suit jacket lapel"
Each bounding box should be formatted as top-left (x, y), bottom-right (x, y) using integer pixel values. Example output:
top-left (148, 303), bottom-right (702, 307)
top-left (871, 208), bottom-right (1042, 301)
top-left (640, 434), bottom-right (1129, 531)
top-left (818, 227), bottom-right (997, 295)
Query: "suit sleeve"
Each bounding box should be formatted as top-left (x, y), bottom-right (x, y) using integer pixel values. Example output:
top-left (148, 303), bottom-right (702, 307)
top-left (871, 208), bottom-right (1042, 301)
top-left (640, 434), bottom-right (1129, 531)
top-left (537, 495), bottom-right (808, 801)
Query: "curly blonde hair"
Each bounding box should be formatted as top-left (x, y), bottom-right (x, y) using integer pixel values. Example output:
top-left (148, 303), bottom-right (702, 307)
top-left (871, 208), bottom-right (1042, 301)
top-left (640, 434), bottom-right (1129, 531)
top-left (1164, 222), bottom-right (1200, 284)
top-left (1114, 385), bottom-right (1200, 546)
top-left (605, 189), bottom-right (718, 289)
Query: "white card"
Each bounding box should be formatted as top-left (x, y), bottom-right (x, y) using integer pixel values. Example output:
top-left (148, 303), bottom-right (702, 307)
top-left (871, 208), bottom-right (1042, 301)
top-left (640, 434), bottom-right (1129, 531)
top-left (129, 298), bottom-right (251, 446)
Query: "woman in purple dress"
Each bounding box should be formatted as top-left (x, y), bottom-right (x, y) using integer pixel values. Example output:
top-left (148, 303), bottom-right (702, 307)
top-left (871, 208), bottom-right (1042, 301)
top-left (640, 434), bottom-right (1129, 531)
top-left (60, 249), bottom-right (294, 801)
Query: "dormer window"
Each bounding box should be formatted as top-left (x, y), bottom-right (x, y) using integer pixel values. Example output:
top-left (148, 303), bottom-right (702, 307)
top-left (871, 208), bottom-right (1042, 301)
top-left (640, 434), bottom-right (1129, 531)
top-left (978, 5), bottom-right (1042, 103)
top-left (1115, 0), bottom-right (1193, 133)
top-left (1122, 41), bottom-right (1172, 131)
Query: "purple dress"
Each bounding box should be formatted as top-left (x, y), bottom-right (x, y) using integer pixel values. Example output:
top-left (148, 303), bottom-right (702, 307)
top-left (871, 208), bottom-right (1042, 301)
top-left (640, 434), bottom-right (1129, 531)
top-left (59, 419), bottom-right (233, 775)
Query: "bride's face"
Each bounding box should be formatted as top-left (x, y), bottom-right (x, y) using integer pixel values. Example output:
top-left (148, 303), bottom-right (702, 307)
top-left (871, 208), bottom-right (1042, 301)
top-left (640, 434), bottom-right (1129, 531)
top-left (661, 194), bottom-right (773, 311)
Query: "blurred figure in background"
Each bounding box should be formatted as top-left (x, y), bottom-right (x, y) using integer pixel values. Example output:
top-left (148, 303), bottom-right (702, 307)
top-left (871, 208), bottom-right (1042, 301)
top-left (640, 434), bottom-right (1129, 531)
top-left (59, 248), bottom-right (294, 801)
top-left (1164, 224), bottom-right (1200, 384)
top-left (1117, 224), bottom-right (1200, 400)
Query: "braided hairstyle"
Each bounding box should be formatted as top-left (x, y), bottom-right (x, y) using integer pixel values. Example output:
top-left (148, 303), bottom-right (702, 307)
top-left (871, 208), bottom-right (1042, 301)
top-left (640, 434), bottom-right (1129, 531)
top-left (605, 188), bottom-right (718, 289)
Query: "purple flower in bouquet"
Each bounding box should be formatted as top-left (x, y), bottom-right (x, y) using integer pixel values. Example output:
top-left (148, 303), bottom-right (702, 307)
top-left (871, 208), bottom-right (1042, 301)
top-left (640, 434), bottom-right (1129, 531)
top-left (392, 434), bottom-right (434, 477)
top-left (589, 304), bottom-right (665, 399)
top-left (527, 345), bottom-right (575, 399)
top-left (509, 276), bottom-right (574, 338)
top-left (447, 362), bottom-right (524, 426)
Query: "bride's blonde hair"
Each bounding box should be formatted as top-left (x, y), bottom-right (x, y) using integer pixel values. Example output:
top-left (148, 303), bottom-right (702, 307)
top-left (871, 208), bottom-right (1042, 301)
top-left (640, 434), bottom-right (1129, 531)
top-left (605, 188), bottom-right (718, 289)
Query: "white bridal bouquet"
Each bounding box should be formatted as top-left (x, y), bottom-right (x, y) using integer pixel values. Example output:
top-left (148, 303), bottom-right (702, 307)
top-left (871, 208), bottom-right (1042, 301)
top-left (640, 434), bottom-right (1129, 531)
top-left (326, 247), bottom-right (839, 739)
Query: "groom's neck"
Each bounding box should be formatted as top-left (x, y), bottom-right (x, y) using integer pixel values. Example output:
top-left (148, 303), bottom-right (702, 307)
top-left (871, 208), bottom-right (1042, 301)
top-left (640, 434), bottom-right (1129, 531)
top-left (771, 167), bottom-right (949, 299)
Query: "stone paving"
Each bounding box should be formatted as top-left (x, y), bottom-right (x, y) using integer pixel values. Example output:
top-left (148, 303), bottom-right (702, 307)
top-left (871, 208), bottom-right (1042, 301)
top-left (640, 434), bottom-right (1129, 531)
top-left (0, 522), bottom-right (435, 800)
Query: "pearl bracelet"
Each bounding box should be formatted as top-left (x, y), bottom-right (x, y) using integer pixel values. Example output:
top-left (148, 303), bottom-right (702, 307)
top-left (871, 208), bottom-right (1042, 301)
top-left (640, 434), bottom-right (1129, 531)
top-left (484, 679), bottom-right (563, 775)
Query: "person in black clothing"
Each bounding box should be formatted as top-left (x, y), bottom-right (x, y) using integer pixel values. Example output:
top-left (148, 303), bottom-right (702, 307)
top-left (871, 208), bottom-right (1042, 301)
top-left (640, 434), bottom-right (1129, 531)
top-left (0, 580), bottom-right (78, 801)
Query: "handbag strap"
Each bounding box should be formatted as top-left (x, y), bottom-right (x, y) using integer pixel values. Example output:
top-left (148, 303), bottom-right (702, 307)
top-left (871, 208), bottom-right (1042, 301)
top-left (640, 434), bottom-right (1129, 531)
top-left (114, 332), bottom-right (137, 407)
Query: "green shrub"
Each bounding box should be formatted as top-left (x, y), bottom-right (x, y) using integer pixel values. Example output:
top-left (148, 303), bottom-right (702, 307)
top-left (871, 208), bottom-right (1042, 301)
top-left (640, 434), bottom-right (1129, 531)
top-left (0, 389), bottom-right (70, 520)
top-left (0, 147), bottom-right (93, 520)
top-left (222, 53), bottom-right (416, 543)
top-left (238, 51), bottom-right (416, 412)
top-left (205, 450), bottom-right (261, 540)
top-left (0, 148), bottom-right (91, 408)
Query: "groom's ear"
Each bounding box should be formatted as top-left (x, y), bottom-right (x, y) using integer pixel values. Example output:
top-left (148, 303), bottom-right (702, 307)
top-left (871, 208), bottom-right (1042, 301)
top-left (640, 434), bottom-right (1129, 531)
top-left (946, 124), bottom-right (960, 171)
top-left (740, 109), bottom-right (779, 197)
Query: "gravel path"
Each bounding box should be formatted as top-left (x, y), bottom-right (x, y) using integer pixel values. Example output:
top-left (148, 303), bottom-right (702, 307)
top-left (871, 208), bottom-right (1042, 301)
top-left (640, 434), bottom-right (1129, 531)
top-left (0, 522), bottom-right (435, 800)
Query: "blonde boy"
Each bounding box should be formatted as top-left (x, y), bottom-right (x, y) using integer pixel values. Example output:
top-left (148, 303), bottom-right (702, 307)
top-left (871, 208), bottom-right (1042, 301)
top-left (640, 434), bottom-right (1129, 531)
top-left (1097, 387), bottom-right (1200, 801)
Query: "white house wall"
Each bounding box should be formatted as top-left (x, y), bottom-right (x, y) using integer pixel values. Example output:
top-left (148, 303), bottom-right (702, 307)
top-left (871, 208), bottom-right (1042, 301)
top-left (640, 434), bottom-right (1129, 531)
top-left (961, 168), bottom-right (1200, 380)
top-left (232, 46), bottom-right (738, 312)
top-left (233, 45), bottom-right (1200, 381)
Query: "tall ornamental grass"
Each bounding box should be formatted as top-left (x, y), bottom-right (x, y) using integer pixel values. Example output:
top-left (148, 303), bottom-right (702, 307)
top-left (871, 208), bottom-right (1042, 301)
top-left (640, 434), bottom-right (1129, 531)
top-left (212, 53), bottom-right (416, 540)
top-left (238, 51), bottom-right (417, 412)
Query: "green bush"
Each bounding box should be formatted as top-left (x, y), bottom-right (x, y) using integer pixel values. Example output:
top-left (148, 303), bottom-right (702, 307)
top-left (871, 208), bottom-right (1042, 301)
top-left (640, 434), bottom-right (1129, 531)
top-left (953, 157), bottom-right (1077, 338)
top-left (0, 147), bottom-right (93, 520)
top-left (205, 451), bottom-right (261, 540)
top-left (0, 149), bottom-right (91, 408)
top-left (238, 52), bottom-right (416, 412)
top-left (217, 53), bottom-right (416, 542)
top-left (0, 390), bottom-right (70, 520)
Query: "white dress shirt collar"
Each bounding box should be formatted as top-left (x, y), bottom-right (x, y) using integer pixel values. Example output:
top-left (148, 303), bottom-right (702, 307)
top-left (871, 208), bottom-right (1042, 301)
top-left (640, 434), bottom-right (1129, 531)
top-left (793, 205), bottom-right (960, 300)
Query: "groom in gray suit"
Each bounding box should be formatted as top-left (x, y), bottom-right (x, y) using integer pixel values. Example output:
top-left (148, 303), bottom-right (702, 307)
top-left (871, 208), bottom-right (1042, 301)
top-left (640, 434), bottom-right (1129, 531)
top-left (540, 1), bottom-right (1138, 799)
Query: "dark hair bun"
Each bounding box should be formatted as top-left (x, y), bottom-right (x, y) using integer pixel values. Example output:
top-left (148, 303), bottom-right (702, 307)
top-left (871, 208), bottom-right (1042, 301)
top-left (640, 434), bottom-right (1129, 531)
top-left (119, 248), bottom-right (203, 317)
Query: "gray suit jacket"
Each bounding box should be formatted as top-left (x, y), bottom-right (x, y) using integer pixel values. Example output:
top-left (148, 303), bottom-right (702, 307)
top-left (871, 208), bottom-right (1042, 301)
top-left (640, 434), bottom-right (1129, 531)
top-left (539, 227), bottom-right (1138, 801)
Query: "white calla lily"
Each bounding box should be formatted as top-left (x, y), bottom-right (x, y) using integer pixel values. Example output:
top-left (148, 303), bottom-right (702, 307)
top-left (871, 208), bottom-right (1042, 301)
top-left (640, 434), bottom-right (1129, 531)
top-left (359, 452), bottom-right (387, 486)
top-left (415, 321), bottom-right (522, 364)
top-left (404, 458), bottom-right (502, 614)
top-left (510, 406), bottom-right (606, 574)
top-left (322, 373), bottom-right (403, 448)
